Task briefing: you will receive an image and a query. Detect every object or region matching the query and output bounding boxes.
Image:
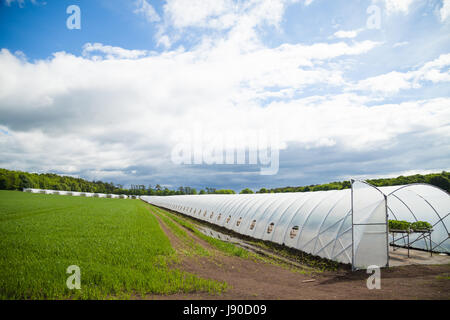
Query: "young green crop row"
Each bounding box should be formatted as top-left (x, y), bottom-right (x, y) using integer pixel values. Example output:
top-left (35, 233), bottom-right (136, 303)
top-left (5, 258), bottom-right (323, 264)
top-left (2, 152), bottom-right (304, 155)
top-left (0, 191), bottom-right (226, 299)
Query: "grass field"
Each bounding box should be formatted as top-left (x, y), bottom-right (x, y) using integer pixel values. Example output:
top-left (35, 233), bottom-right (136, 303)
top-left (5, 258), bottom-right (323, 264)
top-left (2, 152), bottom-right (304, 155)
top-left (0, 191), bottom-right (226, 299)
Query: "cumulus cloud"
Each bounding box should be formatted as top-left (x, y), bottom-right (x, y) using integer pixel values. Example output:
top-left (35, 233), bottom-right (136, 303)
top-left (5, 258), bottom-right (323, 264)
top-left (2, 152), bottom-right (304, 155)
top-left (82, 43), bottom-right (149, 60)
top-left (1, 40), bottom-right (449, 186)
top-left (134, 0), bottom-right (161, 23)
top-left (441, 0), bottom-right (450, 22)
top-left (350, 54), bottom-right (450, 95)
top-left (351, 71), bottom-right (415, 95)
top-left (161, 0), bottom-right (303, 30)
top-left (333, 29), bottom-right (363, 39)
top-left (163, 0), bottom-right (235, 29)
top-left (155, 0), bottom-right (303, 49)
top-left (1, 0), bottom-right (449, 188)
top-left (373, 0), bottom-right (416, 15)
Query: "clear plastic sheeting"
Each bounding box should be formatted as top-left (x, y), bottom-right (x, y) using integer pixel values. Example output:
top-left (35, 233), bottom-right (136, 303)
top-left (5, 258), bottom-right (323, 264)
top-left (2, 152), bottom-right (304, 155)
top-left (22, 188), bottom-right (128, 199)
top-left (141, 182), bottom-right (450, 269)
top-left (352, 180), bottom-right (388, 270)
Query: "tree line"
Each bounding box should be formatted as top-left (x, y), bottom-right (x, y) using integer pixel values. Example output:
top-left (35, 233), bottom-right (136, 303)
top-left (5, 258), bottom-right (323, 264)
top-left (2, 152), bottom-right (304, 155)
top-left (0, 168), bottom-right (235, 196)
top-left (1, 168), bottom-right (448, 196)
top-left (244, 171), bottom-right (450, 194)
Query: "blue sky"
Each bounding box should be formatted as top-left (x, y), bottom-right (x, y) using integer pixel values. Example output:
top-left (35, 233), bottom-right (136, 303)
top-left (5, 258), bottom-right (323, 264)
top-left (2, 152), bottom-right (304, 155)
top-left (0, 0), bottom-right (449, 191)
top-left (0, 0), bottom-right (162, 57)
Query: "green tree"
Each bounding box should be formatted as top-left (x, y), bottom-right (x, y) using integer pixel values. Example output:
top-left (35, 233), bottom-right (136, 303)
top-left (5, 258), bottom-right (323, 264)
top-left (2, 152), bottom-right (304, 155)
top-left (427, 175), bottom-right (450, 191)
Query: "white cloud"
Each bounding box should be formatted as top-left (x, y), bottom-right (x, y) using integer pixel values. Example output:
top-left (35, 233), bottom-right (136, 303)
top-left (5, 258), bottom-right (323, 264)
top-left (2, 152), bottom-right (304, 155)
top-left (139, 0), bottom-right (306, 51)
top-left (351, 54), bottom-right (450, 95)
top-left (82, 43), bottom-right (149, 60)
top-left (352, 71), bottom-right (414, 95)
top-left (1, 0), bottom-right (449, 187)
top-left (333, 29), bottom-right (363, 39)
top-left (163, 0), bottom-right (234, 29)
top-left (156, 35), bottom-right (172, 49)
top-left (4, 0), bottom-right (36, 7)
top-left (418, 53), bottom-right (450, 82)
top-left (393, 41), bottom-right (409, 48)
top-left (441, 0), bottom-right (450, 22)
top-left (1, 39), bottom-right (448, 183)
top-left (0, 36), bottom-right (382, 177)
top-left (134, 0), bottom-right (161, 23)
top-left (160, 0), bottom-right (300, 36)
top-left (373, 0), bottom-right (415, 15)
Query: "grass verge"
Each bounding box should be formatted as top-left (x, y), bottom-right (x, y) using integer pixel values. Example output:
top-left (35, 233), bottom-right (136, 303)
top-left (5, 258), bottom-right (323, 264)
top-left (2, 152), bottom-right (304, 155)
top-left (148, 207), bottom-right (210, 257)
top-left (149, 205), bottom-right (249, 258)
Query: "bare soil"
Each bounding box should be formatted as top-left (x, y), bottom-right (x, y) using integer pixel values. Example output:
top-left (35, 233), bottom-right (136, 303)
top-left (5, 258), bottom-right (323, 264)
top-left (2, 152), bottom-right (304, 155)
top-left (146, 208), bottom-right (450, 300)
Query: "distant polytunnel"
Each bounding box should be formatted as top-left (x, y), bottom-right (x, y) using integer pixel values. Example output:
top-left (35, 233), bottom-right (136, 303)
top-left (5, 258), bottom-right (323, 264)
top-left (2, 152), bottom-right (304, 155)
top-left (141, 181), bottom-right (450, 270)
top-left (23, 188), bottom-right (129, 199)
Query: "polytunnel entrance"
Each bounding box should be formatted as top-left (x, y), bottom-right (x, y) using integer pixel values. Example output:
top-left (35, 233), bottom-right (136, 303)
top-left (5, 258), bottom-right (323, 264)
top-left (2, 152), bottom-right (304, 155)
top-left (351, 180), bottom-right (389, 270)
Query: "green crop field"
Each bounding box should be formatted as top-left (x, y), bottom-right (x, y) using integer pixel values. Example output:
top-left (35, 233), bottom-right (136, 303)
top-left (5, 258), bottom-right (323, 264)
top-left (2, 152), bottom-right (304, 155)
top-left (0, 191), bottom-right (226, 299)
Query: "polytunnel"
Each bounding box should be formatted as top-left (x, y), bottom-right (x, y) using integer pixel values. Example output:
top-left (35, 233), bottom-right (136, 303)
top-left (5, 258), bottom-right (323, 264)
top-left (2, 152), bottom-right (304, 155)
top-left (23, 188), bottom-right (129, 199)
top-left (141, 181), bottom-right (450, 270)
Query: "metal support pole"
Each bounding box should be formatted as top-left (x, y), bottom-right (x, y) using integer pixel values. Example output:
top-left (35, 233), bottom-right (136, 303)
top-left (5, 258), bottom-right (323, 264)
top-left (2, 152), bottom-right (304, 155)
top-left (393, 232), bottom-right (395, 251)
top-left (385, 195), bottom-right (389, 268)
top-left (430, 232), bottom-right (433, 257)
top-left (407, 233), bottom-right (410, 258)
top-left (351, 179), bottom-right (355, 271)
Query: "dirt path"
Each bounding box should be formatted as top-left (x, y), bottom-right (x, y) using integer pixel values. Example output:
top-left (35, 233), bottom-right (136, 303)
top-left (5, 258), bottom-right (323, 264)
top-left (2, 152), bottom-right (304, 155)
top-left (146, 207), bottom-right (450, 300)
